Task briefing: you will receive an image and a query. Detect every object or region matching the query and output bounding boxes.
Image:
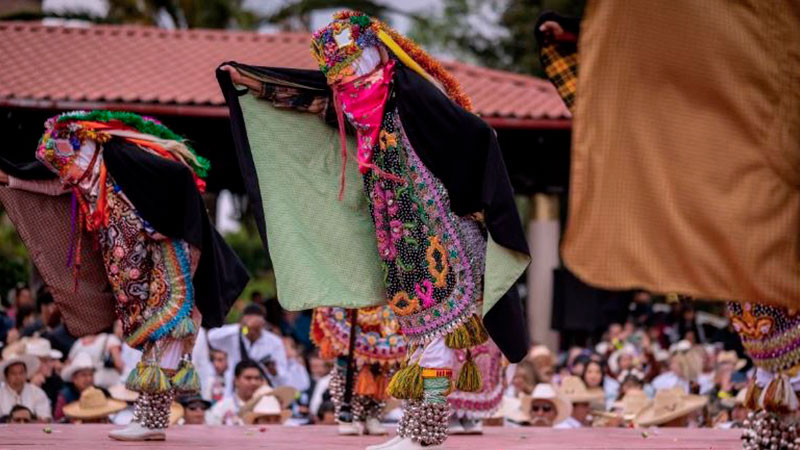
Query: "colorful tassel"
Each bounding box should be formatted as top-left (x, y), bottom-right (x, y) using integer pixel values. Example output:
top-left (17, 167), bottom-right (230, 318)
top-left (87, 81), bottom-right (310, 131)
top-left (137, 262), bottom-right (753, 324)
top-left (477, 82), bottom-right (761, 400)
top-left (744, 379), bottom-right (760, 410)
top-left (373, 372), bottom-right (388, 401)
top-left (355, 364), bottom-right (378, 397)
top-left (171, 360), bottom-right (200, 394)
top-left (125, 362), bottom-right (171, 394)
top-left (318, 337), bottom-right (339, 360)
top-left (445, 315), bottom-right (489, 349)
top-left (386, 363), bottom-right (423, 400)
top-left (170, 316), bottom-right (196, 340)
top-left (455, 352), bottom-right (482, 393)
top-left (760, 374), bottom-right (799, 413)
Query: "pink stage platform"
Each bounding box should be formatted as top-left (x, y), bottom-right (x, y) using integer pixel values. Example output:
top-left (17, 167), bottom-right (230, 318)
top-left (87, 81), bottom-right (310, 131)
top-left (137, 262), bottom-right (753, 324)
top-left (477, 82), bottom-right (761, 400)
top-left (0, 424), bottom-right (742, 449)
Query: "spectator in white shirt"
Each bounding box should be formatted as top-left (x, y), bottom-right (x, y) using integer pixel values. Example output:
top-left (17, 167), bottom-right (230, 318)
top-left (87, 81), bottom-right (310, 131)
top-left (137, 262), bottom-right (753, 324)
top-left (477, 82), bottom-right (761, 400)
top-left (203, 348), bottom-right (228, 404)
top-left (207, 304), bottom-right (288, 395)
top-left (281, 337), bottom-right (310, 393)
top-left (207, 360), bottom-right (266, 425)
top-left (0, 354), bottom-right (51, 421)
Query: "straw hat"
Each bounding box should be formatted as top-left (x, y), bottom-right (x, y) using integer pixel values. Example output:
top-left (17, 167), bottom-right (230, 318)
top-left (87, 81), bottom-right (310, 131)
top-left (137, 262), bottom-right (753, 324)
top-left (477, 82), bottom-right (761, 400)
top-left (63, 386), bottom-right (127, 419)
top-left (61, 352), bottom-right (95, 381)
top-left (511, 383), bottom-right (573, 425)
top-left (242, 394), bottom-right (291, 424)
top-left (25, 337), bottom-right (63, 360)
top-left (595, 388), bottom-right (652, 421)
top-left (1, 338), bottom-right (28, 360)
top-left (716, 351), bottom-right (747, 371)
top-left (108, 384), bottom-right (139, 403)
top-left (528, 345), bottom-right (555, 365)
top-left (634, 388), bottom-right (708, 427)
top-left (246, 385), bottom-right (297, 410)
top-left (0, 353), bottom-right (40, 382)
top-left (558, 376), bottom-right (605, 405)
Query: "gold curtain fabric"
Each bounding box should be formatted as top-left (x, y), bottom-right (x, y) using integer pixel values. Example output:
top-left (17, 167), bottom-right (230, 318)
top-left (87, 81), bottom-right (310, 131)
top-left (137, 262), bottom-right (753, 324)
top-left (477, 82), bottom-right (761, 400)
top-left (562, 0), bottom-right (800, 307)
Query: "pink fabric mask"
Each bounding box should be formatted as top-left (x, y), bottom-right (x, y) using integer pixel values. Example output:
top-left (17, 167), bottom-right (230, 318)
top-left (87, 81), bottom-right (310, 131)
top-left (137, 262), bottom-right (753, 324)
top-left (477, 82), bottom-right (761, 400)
top-left (331, 60), bottom-right (402, 199)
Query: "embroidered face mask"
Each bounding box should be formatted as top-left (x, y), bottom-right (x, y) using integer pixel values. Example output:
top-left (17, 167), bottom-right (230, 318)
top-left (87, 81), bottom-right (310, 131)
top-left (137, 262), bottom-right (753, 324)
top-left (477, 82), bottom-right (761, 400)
top-left (332, 59), bottom-right (395, 175)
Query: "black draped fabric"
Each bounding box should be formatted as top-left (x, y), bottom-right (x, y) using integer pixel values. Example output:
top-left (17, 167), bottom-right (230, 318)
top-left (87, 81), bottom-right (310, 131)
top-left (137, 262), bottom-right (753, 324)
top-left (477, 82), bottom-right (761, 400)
top-left (103, 139), bottom-right (249, 328)
top-left (0, 140), bottom-right (248, 329)
top-left (217, 63), bottom-right (530, 363)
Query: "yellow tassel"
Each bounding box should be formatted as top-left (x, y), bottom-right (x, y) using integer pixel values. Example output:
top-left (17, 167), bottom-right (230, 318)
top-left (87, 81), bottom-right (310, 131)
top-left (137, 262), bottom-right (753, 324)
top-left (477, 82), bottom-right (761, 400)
top-left (125, 362), bottom-right (171, 394)
top-left (455, 352), bottom-right (483, 392)
top-left (445, 315), bottom-right (489, 349)
top-left (171, 360), bottom-right (200, 394)
top-left (386, 363), bottom-right (423, 400)
top-left (355, 365), bottom-right (378, 397)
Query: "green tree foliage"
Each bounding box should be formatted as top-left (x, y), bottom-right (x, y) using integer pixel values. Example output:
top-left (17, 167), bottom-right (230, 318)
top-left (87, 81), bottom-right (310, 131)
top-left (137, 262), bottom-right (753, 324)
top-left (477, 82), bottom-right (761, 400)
top-left (264, 0), bottom-right (426, 31)
top-left (410, 0), bottom-right (585, 76)
top-left (0, 209), bottom-right (30, 303)
top-left (108, 0), bottom-right (264, 29)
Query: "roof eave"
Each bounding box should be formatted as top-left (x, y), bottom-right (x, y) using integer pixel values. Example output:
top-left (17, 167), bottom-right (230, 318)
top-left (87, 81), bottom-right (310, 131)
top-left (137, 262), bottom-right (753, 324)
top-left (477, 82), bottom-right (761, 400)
top-left (0, 98), bottom-right (573, 130)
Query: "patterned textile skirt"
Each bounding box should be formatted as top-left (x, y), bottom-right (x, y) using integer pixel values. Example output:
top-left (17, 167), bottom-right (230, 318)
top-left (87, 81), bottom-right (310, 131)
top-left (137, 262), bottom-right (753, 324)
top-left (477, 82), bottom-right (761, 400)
top-left (100, 188), bottom-right (201, 395)
top-left (448, 341), bottom-right (505, 419)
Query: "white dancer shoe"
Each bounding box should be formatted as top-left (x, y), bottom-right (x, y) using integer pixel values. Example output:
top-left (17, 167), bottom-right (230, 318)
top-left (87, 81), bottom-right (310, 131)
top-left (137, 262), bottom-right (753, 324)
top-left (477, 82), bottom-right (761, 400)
top-left (365, 435), bottom-right (403, 450)
top-left (108, 422), bottom-right (166, 441)
top-left (373, 437), bottom-right (442, 450)
top-left (460, 418), bottom-right (483, 435)
top-left (365, 417), bottom-right (388, 435)
top-left (448, 417), bottom-right (466, 435)
top-left (338, 421), bottom-right (365, 436)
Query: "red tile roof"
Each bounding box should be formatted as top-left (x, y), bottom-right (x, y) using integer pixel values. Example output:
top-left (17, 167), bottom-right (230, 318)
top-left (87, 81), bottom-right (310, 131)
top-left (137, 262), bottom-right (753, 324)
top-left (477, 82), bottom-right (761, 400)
top-left (0, 21), bottom-right (570, 128)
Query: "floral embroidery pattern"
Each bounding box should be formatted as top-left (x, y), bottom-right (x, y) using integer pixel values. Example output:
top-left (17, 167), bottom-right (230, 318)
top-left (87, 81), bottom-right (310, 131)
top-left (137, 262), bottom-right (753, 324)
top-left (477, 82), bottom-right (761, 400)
top-left (311, 305), bottom-right (406, 366)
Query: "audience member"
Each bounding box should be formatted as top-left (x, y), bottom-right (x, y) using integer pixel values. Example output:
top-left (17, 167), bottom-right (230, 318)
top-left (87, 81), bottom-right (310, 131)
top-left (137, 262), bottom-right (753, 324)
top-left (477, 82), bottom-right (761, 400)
top-left (556, 376), bottom-right (604, 428)
top-left (207, 360), bottom-right (266, 425)
top-left (0, 353), bottom-right (51, 421)
top-left (207, 303), bottom-right (288, 394)
top-left (178, 394), bottom-right (211, 425)
top-left (63, 386), bottom-right (126, 424)
top-left (55, 352), bottom-right (96, 421)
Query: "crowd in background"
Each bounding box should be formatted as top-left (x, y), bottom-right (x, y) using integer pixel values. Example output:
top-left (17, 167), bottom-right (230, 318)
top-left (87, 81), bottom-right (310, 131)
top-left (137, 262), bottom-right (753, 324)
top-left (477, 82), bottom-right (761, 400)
top-left (0, 284), bottom-right (752, 429)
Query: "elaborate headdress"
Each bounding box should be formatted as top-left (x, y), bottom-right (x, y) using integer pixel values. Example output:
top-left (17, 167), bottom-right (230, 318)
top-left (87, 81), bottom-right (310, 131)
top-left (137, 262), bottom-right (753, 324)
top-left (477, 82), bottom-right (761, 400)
top-left (310, 10), bottom-right (473, 111)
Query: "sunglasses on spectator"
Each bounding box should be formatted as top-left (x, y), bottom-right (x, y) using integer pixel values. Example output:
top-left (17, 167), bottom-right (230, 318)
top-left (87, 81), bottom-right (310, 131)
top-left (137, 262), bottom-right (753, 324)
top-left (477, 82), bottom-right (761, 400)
top-left (531, 404), bottom-right (553, 413)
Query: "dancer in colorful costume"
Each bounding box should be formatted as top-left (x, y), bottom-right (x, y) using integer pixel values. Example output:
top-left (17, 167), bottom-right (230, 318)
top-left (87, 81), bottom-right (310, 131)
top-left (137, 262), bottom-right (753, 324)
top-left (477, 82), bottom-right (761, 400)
top-left (311, 305), bottom-right (406, 436)
top-left (447, 341), bottom-right (505, 435)
top-left (535, 3), bottom-right (799, 448)
top-left (218, 10), bottom-right (530, 449)
top-left (0, 111), bottom-right (248, 441)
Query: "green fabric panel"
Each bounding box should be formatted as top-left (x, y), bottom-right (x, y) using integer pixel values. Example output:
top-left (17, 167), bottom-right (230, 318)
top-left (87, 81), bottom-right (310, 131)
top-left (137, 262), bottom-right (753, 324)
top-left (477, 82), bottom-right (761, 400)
top-left (239, 94), bottom-right (384, 311)
top-left (482, 236), bottom-right (530, 317)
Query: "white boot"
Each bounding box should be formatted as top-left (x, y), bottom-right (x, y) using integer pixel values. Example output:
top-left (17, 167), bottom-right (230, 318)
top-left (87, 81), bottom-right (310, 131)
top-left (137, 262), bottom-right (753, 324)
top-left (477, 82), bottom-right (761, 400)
top-left (375, 437), bottom-right (442, 450)
top-left (460, 418), bottom-right (483, 435)
top-left (365, 417), bottom-right (388, 435)
top-left (338, 421), bottom-right (365, 436)
top-left (448, 417), bottom-right (465, 435)
top-left (365, 435), bottom-right (403, 450)
top-left (108, 422), bottom-right (166, 441)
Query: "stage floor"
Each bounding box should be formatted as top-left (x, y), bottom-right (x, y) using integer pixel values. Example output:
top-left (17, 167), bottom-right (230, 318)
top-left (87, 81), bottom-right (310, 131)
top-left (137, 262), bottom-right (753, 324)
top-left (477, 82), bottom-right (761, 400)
top-left (0, 424), bottom-right (742, 449)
